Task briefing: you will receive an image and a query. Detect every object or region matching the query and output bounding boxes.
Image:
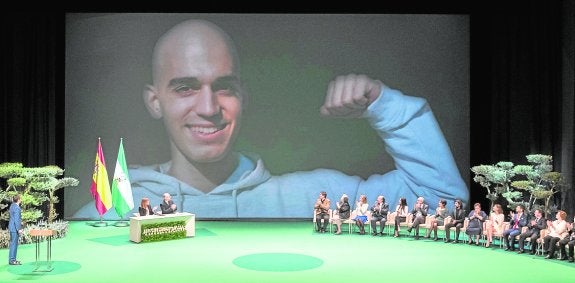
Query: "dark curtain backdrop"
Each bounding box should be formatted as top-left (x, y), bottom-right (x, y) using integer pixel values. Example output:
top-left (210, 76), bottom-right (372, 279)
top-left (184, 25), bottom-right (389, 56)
top-left (0, 14), bottom-right (65, 218)
top-left (470, 1), bottom-right (574, 216)
top-left (1, 3), bottom-right (573, 220)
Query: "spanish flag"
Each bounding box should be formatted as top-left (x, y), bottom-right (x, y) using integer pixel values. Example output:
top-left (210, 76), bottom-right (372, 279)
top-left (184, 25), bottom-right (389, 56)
top-left (90, 138), bottom-right (112, 216)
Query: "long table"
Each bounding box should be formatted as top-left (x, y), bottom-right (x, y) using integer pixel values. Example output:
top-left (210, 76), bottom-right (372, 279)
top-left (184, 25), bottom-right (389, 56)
top-left (129, 212), bottom-right (195, 243)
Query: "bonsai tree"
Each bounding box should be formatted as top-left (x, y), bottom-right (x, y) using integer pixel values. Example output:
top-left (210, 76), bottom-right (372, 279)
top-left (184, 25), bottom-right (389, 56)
top-left (511, 154), bottom-right (563, 217)
top-left (471, 154), bottom-right (563, 217)
top-left (470, 161), bottom-right (517, 211)
top-left (0, 162), bottom-right (79, 224)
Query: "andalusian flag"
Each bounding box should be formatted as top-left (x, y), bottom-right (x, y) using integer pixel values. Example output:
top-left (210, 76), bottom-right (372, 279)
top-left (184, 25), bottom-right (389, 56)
top-left (111, 138), bottom-right (134, 217)
top-left (90, 138), bottom-right (112, 216)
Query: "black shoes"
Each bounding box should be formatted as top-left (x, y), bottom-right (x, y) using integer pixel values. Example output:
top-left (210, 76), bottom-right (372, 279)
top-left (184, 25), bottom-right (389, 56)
top-left (9, 260), bottom-right (21, 265)
top-left (569, 257), bottom-right (574, 262)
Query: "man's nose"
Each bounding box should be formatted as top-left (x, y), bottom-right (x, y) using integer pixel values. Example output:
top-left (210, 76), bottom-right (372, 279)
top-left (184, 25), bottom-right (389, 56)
top-left (194, 86), bottom-right (220, 117)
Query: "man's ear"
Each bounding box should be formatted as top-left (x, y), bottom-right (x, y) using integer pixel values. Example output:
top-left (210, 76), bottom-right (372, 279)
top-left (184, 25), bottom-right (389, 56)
top-left (143, 84), bottom-right (162, 119)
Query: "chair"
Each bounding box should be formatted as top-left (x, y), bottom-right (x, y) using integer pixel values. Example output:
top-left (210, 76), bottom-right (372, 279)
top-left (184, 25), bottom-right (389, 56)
top-left (482, 221), bottom-right (510, 248)
top-left (331, 209), bottom-right (352, 234)
top-left (457, 218), bottom-right (470, 242)
top-left (406, 213), bottom-right (430, 237)
top-left (312, 209), bottom-right (332, 233)
top-left (514, 226), bottom-right (529, 250)
top-left (436, 216), bottom-right (451, 240)
top-left (350, 210), bottom-right (369, 234)
top-left (535, 229), bottom-right (548, 255)
top-left (385, 212), bottom-right (397, 236)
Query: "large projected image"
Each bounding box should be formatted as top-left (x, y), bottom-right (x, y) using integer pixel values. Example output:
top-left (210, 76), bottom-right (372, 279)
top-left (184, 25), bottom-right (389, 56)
top-left (65, 14), bottom-right (470, 220)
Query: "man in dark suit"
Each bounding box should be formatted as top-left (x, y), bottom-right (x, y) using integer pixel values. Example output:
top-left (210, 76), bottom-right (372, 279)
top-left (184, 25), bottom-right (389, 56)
top-left (370, 195), bottom-right (389, 236)
top-left (8, 194), bottom-right (22, 265)
top-left (407, 196), bottom-right (429, 240)
top-left (558, 215), bottom-right (574, 261)
top-left (160, 193), bottom-right (177, 214)
top-left (517, 208), bottom-right (546, 254)
top-left (444, 199), bottom-right (466, 243)
top-left (503, 204), bottom-right (528, 251)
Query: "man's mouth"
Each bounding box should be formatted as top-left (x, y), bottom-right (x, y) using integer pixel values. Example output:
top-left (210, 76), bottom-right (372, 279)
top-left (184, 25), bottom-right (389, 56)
top-left (188, 124), bottom-right (227, 135)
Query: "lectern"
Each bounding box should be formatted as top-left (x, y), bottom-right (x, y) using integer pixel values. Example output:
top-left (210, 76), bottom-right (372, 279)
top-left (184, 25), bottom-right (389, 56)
top-left (29, 229), bottom-right (54, 272)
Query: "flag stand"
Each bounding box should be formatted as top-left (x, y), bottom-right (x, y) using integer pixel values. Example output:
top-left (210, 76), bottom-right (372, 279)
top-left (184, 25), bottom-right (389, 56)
top-left (92, 217), bottom-right (108, 227)
top-left (114, 215), bottom-right (129, 227)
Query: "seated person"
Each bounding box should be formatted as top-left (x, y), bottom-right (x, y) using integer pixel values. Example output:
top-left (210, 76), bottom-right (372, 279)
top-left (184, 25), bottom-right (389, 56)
top-left (314, 191), bottom-right (331, 233)
top-left (393, 198), bottom-right (409, 237)
top-left (407, 196), bottom-right (429, 240)
top-left (333, 193), bottom-right (350, 235)
top-left (370, 195), bottom-right (389, 236)
top-left (558, 215), bottom-right (574, 261)
top-left (444, 199), bottom-right (466, 243)
top-left (517, 208), bottom-right (546, 254)
top-left (425, 199), bottom-right (448, 241)
top-left (138, 197), bottom-right (158, 216)
top-left (466, 202), bottom-right (487, 245)
top-left (160, 193), bottom-right (177, 214)
top-left (353, 195), bottom-right (369, 235)
top-left (503, 204), bottom-right (527, 251)
top-left (485, 204), bottom-right (505, 248)
top-left (543, 210), bottom-right (569, 259)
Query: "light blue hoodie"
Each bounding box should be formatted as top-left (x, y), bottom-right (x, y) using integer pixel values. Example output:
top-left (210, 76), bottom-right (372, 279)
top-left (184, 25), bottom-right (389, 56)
top-left (72, 87), bottom-right (468, 219)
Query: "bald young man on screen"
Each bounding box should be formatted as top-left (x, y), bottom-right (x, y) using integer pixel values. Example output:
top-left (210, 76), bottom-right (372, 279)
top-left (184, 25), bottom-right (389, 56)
top-left (73, 19), bottom-right (468, 219)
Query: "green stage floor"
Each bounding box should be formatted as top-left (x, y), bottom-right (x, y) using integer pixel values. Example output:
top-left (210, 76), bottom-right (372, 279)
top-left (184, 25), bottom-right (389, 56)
top-left (1, 221), bottom-right (574, 282)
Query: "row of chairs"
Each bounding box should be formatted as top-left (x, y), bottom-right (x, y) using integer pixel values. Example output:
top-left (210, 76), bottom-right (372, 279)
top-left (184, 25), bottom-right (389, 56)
top-left (315, 212), bottom-right (566, 257)
top-left (314, 209), bottom-right (471, 241)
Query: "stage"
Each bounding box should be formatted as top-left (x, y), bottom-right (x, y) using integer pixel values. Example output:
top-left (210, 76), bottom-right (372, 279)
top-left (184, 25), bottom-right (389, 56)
top-left (1, 221), bottom-right (573, 282)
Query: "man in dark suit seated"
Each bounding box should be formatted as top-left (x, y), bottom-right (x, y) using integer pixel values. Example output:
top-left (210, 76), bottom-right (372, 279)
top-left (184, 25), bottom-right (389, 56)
top-left (407, 196), bottom-right (429, 240)
top-left (517, 208), bottom-right (546, 254)
top-left (444, 199), bottom-right (466, 243)
top-left (503, 204), bottom-right (528, 251)
top-left (160, 193), bottom-right (178, 214)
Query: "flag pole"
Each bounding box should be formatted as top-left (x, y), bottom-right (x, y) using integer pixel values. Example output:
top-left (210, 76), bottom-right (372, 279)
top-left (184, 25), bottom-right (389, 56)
top-left (114, 214), bottom-right (129, 227)
top-left (111, 137), bottom-right (134, 227)
top-left (93, 215), bottom-right (107, 227)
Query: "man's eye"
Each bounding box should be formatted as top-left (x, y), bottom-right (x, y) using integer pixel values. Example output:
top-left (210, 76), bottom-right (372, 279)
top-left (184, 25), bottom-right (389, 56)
top-left (174, 84), bottom-right (201, 95)
top-left (212, 82), bottom-right (239, 97)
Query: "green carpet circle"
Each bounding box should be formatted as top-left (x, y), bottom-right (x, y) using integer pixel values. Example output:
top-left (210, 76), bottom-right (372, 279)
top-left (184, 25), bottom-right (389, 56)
top-left (7, 261), bottom-right (81, 275)
top-left (233, 253), bottom-right (323, 272)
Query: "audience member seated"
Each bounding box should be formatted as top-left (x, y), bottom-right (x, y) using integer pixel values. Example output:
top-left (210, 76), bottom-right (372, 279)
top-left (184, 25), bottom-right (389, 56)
top-left (353, 195), bottom-right (369, 235)
top-left (407, 196), bottom-right (429, 240)
top-left (370, 195), bottom-right (389, 236)
top-left (517, 208), bottom-right (546, 254)
top-left (543, 210), bottom-right (569, 259)
top-left (314, 191), bottom-right (331, 233)
top-left (502, 204), bottom-right (527, 251)
top-left (444, 199), bottom-right (466, 243)
top-left (466, 202), bottom-right (486, 246)
top-left (334, 194), bottom-right (351, 235)
top-left (425, 199), bottom-right (448, 241)
top-left (393, 197), bottom-right (409, 237)
top-left (557, 215), bottom-right (574, 261)
top-left (485, 204), bottom-right (505, 248)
